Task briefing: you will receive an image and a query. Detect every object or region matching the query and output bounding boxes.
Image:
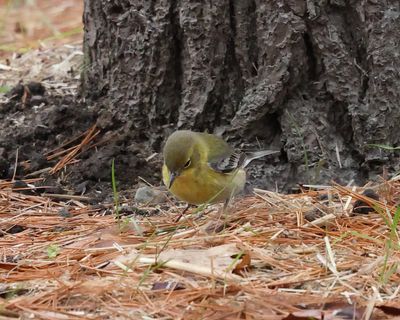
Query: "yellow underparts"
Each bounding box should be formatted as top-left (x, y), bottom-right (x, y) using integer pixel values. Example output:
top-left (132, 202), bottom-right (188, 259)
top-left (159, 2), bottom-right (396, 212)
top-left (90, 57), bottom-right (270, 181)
top-left (162, 163), bottom-right (246, 205)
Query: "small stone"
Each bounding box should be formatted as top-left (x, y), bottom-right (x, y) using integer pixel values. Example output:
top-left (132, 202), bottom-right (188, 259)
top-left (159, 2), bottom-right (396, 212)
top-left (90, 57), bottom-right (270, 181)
top-left (58, 207), bottom-right (72, 218)
top-left (75, 181), bottom-right (89, 195)
top-left (27, 82), bottom-right (46, 96)
top-left (6, 225), bottom-right (25, 234)
top-left (134, 186), bottom-right (166, 204)
top-left (30, 95), bottom-right (47, 106)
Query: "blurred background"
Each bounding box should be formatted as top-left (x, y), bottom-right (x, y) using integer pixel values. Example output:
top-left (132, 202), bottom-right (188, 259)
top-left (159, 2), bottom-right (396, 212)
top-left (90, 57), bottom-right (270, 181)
top-left (0, 0), bottom-right (83, 58)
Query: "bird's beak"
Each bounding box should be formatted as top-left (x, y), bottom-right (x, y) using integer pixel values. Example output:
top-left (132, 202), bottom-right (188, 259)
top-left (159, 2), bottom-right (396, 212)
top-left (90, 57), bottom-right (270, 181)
top-left (168, 171), bottom-right (177, 189)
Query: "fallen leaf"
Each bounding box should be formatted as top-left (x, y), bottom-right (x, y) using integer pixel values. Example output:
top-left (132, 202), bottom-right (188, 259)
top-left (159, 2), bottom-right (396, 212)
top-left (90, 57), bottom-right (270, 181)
top-left (113, 243), bottom-right (247, 281)
top-left (232, 251), bottom-right (251, 274)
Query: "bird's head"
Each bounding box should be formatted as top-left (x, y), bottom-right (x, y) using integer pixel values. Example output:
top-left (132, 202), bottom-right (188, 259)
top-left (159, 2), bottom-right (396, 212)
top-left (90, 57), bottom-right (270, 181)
top-left (163, 130), bottom-right (199, 188)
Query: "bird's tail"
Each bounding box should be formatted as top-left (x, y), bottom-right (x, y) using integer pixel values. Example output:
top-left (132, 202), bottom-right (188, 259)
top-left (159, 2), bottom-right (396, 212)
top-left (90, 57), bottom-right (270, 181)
top-left (243, 150), bottom-right (280, 168)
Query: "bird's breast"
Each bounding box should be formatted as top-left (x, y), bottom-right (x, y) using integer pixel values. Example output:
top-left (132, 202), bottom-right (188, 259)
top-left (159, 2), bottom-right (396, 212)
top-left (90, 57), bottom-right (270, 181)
top-left (162, 163), bottom-right (245, 205)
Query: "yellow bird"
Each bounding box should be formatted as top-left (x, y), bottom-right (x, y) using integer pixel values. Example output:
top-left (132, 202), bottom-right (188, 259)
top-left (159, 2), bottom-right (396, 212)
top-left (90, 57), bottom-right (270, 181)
top-left (162, 130), bottom-right (279, 206)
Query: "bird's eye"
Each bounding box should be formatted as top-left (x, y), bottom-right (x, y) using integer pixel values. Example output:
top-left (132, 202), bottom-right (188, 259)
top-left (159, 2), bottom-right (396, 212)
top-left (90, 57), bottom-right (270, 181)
top-left (184, 159), bottom-right (191, 168)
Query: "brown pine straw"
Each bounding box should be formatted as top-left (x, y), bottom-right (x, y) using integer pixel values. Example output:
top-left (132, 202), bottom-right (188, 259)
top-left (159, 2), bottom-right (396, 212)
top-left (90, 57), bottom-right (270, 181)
top-left (48, 125), bottom-right (100, 174)
top-left (1, 177), bottom-right (400, 319)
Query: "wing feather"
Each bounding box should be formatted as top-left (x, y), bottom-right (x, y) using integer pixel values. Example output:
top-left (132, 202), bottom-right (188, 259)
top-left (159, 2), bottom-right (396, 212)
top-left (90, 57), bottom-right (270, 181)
top-left (197, 132), bottom-right (279, 173)
top-left (208, 151), bottom-right (246, 173)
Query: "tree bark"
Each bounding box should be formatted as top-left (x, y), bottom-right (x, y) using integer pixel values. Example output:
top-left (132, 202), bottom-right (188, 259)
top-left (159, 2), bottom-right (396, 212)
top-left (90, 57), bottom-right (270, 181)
top-left (82, 0), bottom-right (400, 191)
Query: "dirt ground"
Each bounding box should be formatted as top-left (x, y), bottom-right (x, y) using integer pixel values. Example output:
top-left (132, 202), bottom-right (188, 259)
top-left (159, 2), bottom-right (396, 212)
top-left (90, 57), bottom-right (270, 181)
top-left (0, 0), bottom-right (159, 200)
top-left (0, 76), bottom-right (158, 201)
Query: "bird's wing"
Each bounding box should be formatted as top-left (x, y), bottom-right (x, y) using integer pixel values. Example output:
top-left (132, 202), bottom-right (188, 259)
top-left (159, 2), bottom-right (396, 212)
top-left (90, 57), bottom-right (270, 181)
top-left (209, 149), bottom-right (280, 173)
top-left (198, 132), bottom-right (280, 173)
top-left (209, 151), bottom-right (246, 173)
top-left (197, 132), bottom-right (241, 173)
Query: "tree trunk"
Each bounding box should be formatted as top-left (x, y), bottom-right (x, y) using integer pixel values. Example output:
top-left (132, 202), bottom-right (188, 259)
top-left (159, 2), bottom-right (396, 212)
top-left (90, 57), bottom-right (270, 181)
top-left (82, 0), bottom-right (400, 191)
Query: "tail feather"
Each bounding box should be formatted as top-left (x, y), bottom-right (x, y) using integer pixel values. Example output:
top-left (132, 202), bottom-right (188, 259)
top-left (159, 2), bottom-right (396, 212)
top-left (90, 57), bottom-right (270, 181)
top-left (243, 150), bottom-right (280, 168)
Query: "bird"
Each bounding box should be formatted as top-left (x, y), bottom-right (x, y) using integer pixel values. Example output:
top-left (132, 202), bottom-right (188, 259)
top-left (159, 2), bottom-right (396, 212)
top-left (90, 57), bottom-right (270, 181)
top-left (162, 130), bottom-right (279, 207)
